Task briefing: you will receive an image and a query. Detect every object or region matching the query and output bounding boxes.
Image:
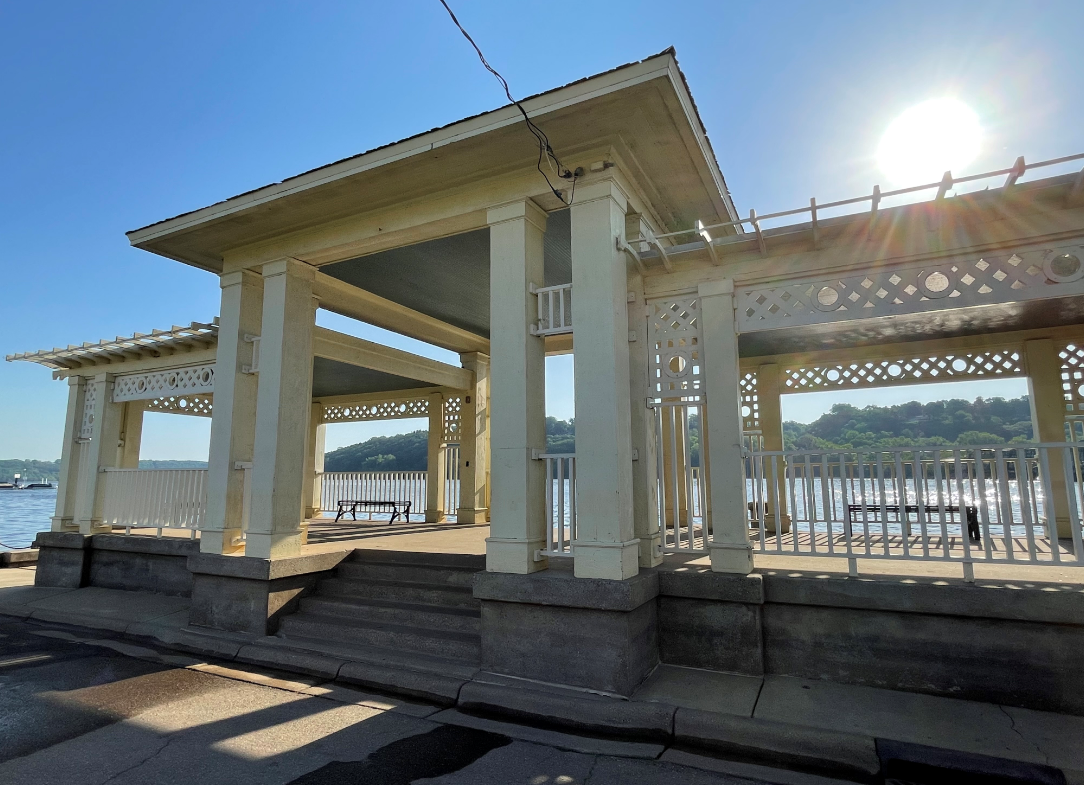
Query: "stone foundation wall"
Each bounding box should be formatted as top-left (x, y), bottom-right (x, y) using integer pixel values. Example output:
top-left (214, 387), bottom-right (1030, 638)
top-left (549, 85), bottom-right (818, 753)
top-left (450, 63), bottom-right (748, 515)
top-left (657, 566), bottom-right (1084, 715)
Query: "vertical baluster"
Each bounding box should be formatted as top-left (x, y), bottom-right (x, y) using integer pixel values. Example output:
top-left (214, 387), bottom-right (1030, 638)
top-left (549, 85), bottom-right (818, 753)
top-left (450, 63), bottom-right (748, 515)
top-left (1037, 447), bottom-right (1061, 564)
top-left (994, 449), bottom-right (1015, 561)
top-left (953, 449), bottom-right (973, 572)
top-left (856, 453), bottom-right (870, 556)
top-left (1061, 444), bottom-right (1084, 564)
top-left (1017, 452), bottom-right (1038, 561)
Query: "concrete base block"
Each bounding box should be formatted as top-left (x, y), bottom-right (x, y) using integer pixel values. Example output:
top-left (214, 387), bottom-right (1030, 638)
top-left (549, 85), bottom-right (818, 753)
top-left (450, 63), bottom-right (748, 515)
top-left (188, 550), bottom-right (350, 636)
top-left (485, 537), bottom-right (548, 574)
top-left (708, 543), bottom-right (753, 574)
top-left (33, 532), bottom-right (91, 588)
top-left (658, 597), bottom-right (763, 675)
top-left (475, 564), bottom-right (659, 696)
top-left (88, 535), bottom-right (198, 597)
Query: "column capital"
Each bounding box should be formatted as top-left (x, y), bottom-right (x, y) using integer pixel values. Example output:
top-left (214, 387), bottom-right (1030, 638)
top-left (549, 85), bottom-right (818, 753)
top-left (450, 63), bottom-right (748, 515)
top-left (569, 179), bottom-right (629, 213)
top-left (487, 200), bottom-right (548, 231)
top-left (698, 278), bottom-right (735, 298)
top-left (220, 268), bottom-right (263, 289)
top-left (261, 257), bottom-right (316, 281)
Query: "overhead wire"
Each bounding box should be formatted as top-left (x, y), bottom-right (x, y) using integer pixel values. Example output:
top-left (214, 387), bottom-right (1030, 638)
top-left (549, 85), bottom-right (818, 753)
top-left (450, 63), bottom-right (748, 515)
top-left (436, 0), bottom-right (579, 204)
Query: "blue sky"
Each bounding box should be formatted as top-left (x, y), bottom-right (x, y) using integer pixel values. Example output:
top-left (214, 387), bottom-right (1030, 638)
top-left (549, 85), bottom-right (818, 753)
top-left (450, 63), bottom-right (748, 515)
top-left (1, 1), bottom-right (1080, 460)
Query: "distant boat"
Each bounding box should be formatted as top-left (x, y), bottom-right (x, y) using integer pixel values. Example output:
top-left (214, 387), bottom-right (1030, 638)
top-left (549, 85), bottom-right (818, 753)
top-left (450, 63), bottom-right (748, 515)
top-left (24, 482), bottom-right (54, 489)
top-left (0, 479), bottom-right (55, 490)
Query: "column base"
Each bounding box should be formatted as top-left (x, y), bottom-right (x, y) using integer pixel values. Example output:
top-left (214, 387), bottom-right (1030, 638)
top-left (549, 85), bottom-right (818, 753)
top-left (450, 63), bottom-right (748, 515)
top-left (424, 509), bottom-right (447, 523)
top-left (77, 520), bottom-right (111, 536)
top-left (245, 530), bottom-right (303, 560)
top-left (1054, 517), bottom-right (1074, 539)
top-left (762, 514), bottom-right (792, 535)
top-left (486, 537), bottom-right (548, 573)
top-left (709, 542), bottom-right (754, 574)
top-left (573, 539), bottom-right (640, 580)
top-left (456, 507), bottom-right (489, 524)
top-left (50, 516), bottom-right (77, 532)
top-left (638, 533), bottom-right (663, 568)
top-left (200, 528), bottom-right (245, 555)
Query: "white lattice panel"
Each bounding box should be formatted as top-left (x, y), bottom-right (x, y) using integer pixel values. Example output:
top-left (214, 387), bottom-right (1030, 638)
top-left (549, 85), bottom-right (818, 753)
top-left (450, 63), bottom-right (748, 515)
top-left (113, 365), bottom-right (215, 402)
top-left (79, 382), bottom-right (98, 440)
top-left (323, 398), bottom-right (429, 423)
top-left (1061, 344), bottom-right (1084, 413)
top-left (146, 395), bottom-right (213, 417)
top-left (738, 245), bottom-right (1084, 332)
top-left (443, 396), bottom-right (462, 443)
top-left (648, 297), bottom-right (703, 402)
top-left (740, 371), bottom-right (760, 431)
top-left (784, 351), bottom-right (1024, 392)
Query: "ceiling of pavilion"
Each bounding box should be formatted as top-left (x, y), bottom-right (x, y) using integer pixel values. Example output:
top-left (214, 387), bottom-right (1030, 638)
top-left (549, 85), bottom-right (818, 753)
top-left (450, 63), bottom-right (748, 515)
top-left (311, 356), bottom-right (431, 398)
top-left (319, 209), bottom-right (572, 339)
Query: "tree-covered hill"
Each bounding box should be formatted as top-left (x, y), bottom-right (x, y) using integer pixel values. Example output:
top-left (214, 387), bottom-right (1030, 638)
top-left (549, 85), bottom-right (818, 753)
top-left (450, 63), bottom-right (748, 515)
top-left (0, 459), bottom-right (207, 483)
top-left (323, 418), bottom-right (577, 471)
top-left (783, 396), bottom-right (1033, 451)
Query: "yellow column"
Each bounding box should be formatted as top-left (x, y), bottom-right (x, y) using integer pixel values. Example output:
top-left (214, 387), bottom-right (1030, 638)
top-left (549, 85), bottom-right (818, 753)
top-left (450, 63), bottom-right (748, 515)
top-left (1025, 339), bottom-right (1072, 537)
top-left (486, 200), bottom-right (548, 573)
top-left (203, 269), bottom-right (263, 554)
top-left (119, 401), bottom-right (144, 469)
top-left (458, 353), bottom-right (490, 524)
top-left (756, 363), bottom-right (791, 534)
top-left (247, 259), bottom-right (317, 560)
top-left (699, 280), bottom-right (753, 574)
top-left (74, 373), bottom-right (123, 535)
top-left (301, 402), bottom-right (326, 520)
top-left (425, 391), bottom-right (448, 522)
top-left (51, 376), bottom-right (86, 532)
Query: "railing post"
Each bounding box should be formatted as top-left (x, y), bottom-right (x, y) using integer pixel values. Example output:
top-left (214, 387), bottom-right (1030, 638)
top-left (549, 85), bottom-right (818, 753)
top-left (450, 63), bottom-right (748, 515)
top-left (458, 353), bottom-right (490, 523)
top-left (302, 402), bottom-right (325, 520)
top-left (699, 280), bottom-right (753, 574)
top-left (756, 363), bottom-right (791, 534)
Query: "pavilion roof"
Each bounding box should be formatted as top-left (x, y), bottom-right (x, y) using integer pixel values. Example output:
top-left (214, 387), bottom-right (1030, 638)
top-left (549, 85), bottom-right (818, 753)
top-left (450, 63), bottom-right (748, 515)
top-left (6, 319), bottom-right (218, 371)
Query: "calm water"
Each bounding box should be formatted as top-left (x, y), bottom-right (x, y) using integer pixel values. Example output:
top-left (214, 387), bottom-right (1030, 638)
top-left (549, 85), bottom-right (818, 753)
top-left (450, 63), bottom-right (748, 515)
top-left (0, 488), bottom-right (56, 550)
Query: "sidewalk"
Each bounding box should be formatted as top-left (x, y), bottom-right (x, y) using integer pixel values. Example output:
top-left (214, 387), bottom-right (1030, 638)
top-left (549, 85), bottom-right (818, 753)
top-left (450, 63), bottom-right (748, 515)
top-left (1, 566), bottom-right (1080, 783)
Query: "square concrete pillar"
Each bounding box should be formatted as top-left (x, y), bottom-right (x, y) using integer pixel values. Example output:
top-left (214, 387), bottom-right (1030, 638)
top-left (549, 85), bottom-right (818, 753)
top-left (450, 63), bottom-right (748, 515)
top-left (203, 269), bottom-right (263, 555)
top-left (698, 280), bottom-right (753, 574)
top-left (74, 373), bottom-right (123, 535)
top-left (119, 401), bottom-right (144, 469)
top-left (458, 352), bottom-right (490, 524)
top-left (570, 181), bottom-right (638, 580)
top-left (51, 376), bottom-right (86, 532)
top-left (486, 200), bottom-right (548, 573)
top-left (1025, 338), bottom-right (1073, 537)
top-left (425, 391), bottom-right (448, 522)
top-left (247, 259), bottom-right (317, 560)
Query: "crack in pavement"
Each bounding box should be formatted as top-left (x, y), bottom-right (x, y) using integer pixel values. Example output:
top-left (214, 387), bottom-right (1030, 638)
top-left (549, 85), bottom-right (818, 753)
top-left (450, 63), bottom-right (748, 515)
top-left (582, 754), bottom-right (600, 784)
top-left (998, 704), bottom-right (1050, 766)
top-left (97, 733), bottom-right (177, 785)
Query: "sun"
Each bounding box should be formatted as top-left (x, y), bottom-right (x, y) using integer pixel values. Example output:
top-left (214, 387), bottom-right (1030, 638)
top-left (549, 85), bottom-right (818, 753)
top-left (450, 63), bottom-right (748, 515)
top-left (877, 98), bottom-right (982, 186)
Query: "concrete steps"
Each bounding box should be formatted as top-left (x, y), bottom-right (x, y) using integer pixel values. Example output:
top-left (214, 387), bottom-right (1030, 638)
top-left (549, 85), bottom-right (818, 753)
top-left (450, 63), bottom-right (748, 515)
top-left (273, 549), bottom-right (483, 669)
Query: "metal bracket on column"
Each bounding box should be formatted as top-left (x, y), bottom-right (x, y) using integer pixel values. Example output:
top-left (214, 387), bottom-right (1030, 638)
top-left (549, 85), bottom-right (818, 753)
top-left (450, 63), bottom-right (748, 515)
top-left (242, 335), bottom-right (261, 374)
top-left (617, 236), bottom-right (646, 274)
top-left (530, 449), bottom-right (543, 461)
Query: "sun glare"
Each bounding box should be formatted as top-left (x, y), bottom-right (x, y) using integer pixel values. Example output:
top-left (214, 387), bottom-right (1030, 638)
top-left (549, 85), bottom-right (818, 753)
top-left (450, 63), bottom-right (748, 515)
top-left (877, 98), bottom-right (982, 186)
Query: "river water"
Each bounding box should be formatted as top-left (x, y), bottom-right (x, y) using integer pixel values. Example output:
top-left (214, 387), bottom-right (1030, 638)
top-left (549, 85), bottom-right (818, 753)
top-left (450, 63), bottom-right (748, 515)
top-left (0, 488), bottom-right (56, 550)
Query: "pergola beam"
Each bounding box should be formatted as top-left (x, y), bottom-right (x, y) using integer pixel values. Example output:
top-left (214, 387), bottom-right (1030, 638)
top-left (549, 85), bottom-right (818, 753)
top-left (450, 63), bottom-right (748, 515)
top-left (313, 272), bottom-right (489, 355)
top-left (312, 326), bottom-right (473, 391)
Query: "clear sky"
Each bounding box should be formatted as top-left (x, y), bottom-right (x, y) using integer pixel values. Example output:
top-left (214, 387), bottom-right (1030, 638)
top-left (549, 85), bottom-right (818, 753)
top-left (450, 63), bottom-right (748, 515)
top-left (2, 1), bottom-right (1081, 461)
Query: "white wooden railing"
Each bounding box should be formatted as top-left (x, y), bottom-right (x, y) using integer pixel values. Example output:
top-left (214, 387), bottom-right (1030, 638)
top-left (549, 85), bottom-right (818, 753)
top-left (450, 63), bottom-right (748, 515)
top-left (539, 453), bottom-right (577, 557)
top-left (530, 283), bottom-right (573, 336)
top-left (319, 471), bottom-right (427, 516)
top-left (101, 468), bottom-right (207, 536)
top-left (744, 443), bottom-right (1084, 579)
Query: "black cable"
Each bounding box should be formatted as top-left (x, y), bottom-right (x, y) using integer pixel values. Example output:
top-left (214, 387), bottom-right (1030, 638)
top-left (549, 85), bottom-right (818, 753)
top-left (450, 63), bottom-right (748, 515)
top-left (437, 0), bottom-right (578, 204)
top-left (0, 541), bottom-right (34, 550)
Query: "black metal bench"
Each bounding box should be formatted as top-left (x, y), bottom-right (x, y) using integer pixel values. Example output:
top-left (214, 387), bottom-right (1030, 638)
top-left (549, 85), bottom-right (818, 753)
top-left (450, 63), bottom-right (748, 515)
top-left (847, 503), bottom-right (980, 542)
top-left (334, 499), bottom-right (412, 524)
